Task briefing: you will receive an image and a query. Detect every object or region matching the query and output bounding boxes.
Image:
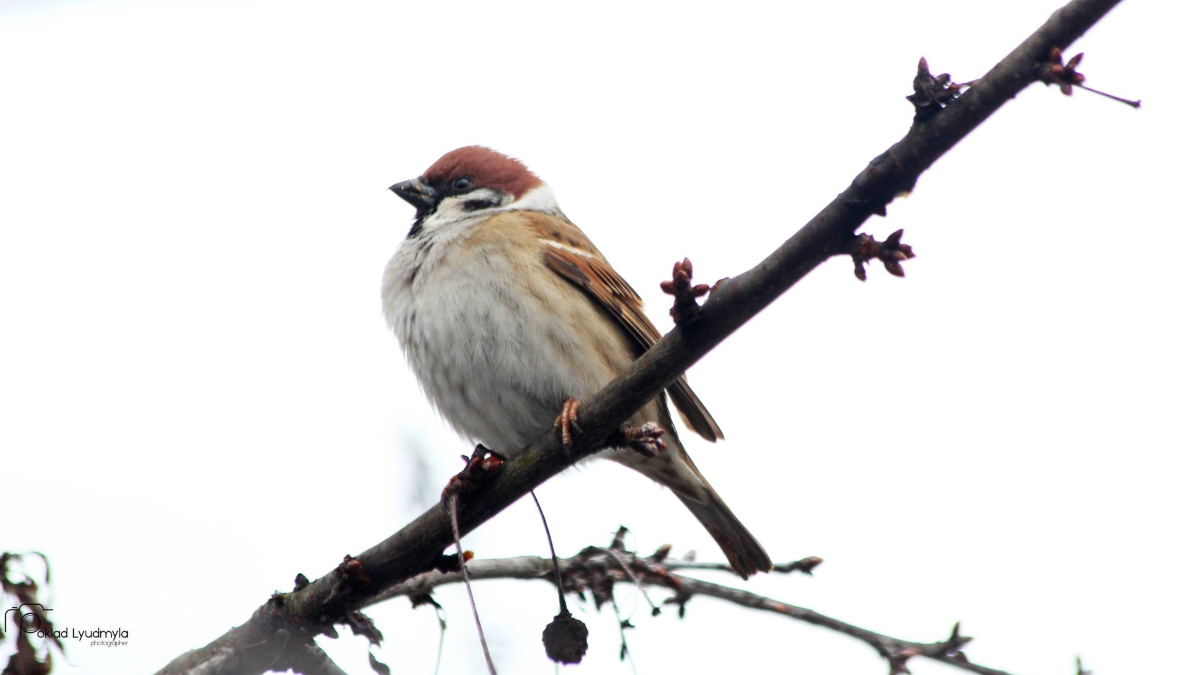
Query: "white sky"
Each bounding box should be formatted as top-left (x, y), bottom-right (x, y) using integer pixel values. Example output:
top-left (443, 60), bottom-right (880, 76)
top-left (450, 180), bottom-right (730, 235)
top-left (1, 1), bottom-right (1196, 674)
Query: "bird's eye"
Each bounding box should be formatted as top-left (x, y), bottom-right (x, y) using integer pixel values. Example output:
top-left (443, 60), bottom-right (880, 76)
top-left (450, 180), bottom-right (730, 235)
top-left (452, 176), bottom-right (474, 192)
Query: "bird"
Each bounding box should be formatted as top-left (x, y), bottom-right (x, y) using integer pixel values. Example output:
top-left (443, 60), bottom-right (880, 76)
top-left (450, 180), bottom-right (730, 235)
top-left (382, 146), bottom-right (772, 578)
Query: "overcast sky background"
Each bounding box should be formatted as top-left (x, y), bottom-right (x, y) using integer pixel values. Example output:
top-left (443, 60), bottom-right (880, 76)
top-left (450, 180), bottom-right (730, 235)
top-left (2, 1), bottom-right (1196, 674)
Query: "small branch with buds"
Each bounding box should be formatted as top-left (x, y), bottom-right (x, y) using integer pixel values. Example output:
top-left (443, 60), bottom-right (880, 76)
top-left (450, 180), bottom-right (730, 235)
top-left (1040, 46), bottom-right (1141, 107)
top-left (908, 56), bottom-right (963, 121)
top-left (661, 257), bottom-right (711, 325)
top-left (442, 444), bottom-right (505, 499)
top-left (846, 229), bottom-right (916, 281)
top-left (368, 538), bottom-right (1024, 675)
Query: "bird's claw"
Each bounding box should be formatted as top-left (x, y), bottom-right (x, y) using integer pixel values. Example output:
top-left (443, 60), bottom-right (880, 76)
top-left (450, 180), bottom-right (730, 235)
top-left (555, 398), bottom-right (583, 448)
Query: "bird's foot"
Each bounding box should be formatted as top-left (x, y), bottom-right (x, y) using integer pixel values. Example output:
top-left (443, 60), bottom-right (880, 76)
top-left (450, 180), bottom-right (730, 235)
top-left (442, 444), bottom-right (505, 501)
top-left (622, 422), bottom-right (667, 458)
top-left (554, 398), bottom-right (583, 448)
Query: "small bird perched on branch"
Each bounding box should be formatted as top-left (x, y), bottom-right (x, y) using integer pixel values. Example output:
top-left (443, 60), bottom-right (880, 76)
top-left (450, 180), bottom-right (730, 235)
top-left (382, 146), bottom-right (771, 578)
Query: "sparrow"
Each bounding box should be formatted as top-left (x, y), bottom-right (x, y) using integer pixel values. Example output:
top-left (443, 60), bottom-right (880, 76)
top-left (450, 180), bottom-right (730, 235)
top-left (383, 146), bottom-right (771, 578)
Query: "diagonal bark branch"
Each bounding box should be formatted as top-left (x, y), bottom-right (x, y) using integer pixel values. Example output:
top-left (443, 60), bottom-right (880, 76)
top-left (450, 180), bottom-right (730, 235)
top-left (152, 0), bottom-right (1128, 672)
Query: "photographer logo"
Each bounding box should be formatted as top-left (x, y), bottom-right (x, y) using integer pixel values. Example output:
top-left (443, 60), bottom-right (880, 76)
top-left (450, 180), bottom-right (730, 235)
top-left (4, 604), bottom-right (51, 635)
top-left (5, 604), bottom-right (129, 647)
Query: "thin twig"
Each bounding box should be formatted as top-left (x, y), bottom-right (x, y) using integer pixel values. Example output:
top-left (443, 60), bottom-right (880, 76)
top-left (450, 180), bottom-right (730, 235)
top-left (602, 548), bottom-right (660, 616)
top-left (447, 494), bottom-right (497, 675)
top-left (1077, 83), bottom-right (1141, 107)
top-left (530, 490), bottom-right (569, 615)
top-left (424, 598), bottom-right (448, 675)
top-left (609, 592), bottom-right (638, 673)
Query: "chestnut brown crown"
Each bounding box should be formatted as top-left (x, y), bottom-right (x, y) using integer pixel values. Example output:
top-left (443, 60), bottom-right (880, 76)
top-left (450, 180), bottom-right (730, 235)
top-left (423, 146), bottom-right (543, 201)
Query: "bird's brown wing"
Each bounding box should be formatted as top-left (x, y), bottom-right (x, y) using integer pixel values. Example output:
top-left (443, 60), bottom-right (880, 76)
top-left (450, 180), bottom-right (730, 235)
top-left (532, 215), bottom-right (724, 442)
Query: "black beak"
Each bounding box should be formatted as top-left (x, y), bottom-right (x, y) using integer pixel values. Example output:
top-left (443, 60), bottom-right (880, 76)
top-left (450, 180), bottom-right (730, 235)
top-left (389, 178), bottom-right (439, 217)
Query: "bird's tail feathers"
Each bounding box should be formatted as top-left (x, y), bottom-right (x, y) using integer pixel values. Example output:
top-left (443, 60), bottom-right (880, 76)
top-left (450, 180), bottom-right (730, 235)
top-left (675, 484), bottom-right (773, 579)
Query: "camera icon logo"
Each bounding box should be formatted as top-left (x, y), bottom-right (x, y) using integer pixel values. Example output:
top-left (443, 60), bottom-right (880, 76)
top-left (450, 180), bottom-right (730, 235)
top-left (4, 604), bottom-right (53, 634)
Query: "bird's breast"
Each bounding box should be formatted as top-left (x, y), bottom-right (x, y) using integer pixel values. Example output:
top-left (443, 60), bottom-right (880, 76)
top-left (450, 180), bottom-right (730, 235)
top-left (382, 221), bottom-right (632, 453)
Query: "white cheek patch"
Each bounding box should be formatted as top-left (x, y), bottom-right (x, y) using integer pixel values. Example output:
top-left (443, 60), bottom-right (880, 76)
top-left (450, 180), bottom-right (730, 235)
top-left (420, 188), bottom-right (511, 232)
top-left (420, 183), bottom-right (565, 233)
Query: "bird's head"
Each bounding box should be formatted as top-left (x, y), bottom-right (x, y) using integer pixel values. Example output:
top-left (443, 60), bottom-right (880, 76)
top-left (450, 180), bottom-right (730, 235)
top-left (390, 146), bottom-right (560, 236)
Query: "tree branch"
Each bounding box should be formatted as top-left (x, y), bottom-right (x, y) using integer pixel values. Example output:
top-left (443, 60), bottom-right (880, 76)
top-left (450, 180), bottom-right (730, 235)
top-left (153, 0), bottom-right (1128, 672)
top-left (369, 545), bottom-right (1020, 675)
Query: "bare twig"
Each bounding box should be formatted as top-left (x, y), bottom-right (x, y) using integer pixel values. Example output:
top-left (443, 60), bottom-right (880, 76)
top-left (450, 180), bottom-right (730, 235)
top-left (367, 544), bottom-right (1021, 675)
top-left (151, 1), bottom-right (1129, 672)
top-left (447, 493), bottom-right (496, 675)
top-left (609, 592), bottom-right (638, 670)
top-left (602, 547), bottom-right (661, 617)
top-left (530, 491), bottom-right (568, 615)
